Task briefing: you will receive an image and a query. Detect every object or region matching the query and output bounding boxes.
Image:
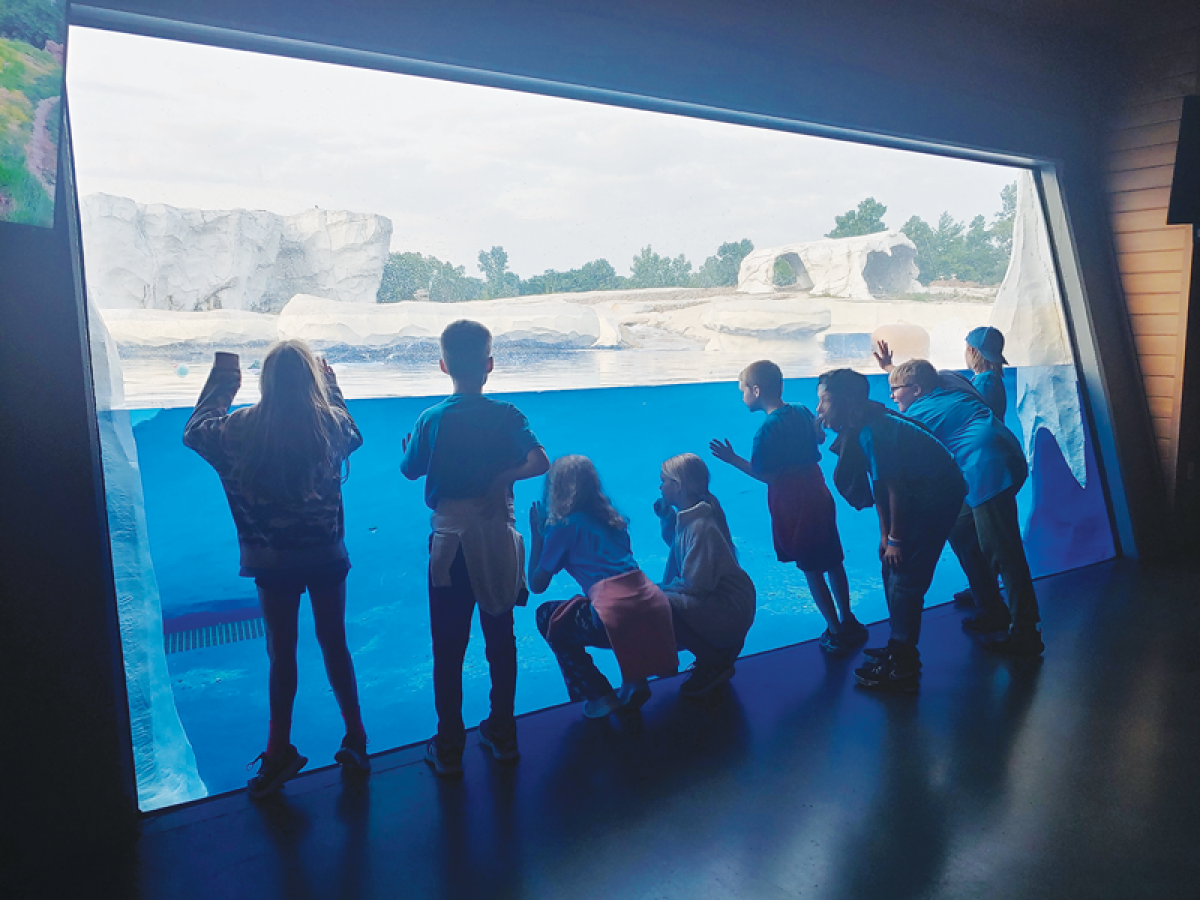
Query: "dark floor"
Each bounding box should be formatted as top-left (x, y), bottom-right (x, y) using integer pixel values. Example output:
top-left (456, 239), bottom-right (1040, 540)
top-left (78, 561), bottom-right (1200, 898)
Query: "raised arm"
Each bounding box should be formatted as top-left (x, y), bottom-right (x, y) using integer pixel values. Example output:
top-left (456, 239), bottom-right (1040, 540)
top-left (709, 438), bottom-right (768, 483)
top-left (873, 339), bottom-right (896, 373)
top-left (321, 359), bottom-right (363, 455)
top-left (527, 501), bottom-right (553, 594)
top-left (182, 352), bottom-right (241, 466)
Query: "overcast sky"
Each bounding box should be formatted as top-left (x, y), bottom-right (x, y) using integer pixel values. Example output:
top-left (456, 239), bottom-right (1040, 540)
top-left (66, 27), bottom-right (1019, 280)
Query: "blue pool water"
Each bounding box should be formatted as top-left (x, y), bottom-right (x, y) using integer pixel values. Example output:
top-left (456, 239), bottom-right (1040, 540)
top-left (132, 372), bottom-right (1113, 796)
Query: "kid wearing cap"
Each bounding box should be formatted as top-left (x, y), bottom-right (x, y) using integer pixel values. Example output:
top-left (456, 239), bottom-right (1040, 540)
top-left (965, 326), bottom-right (1008, 419)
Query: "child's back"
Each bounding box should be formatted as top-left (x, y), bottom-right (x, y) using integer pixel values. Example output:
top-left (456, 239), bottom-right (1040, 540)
top-left (402, 320), bottom-right (549, 776)
top-left (403, 393), bottom-right (540, 509)
top-left (752, 403), bottom-right (821, 477)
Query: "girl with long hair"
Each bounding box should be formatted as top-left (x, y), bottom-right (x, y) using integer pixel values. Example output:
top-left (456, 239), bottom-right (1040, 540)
top-left (184, 340), bottom-right (369, 798)
top-left (529, 455), bottom-right (677, 718)
top-left (655, 453), bottom-right (756, 698)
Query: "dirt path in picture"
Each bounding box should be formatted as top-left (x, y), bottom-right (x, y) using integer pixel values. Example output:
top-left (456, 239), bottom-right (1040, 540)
top-left (25, 95), bottom-right (60, 199)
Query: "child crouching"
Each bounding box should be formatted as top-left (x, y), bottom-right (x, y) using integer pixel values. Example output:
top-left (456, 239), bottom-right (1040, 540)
top-left (655, 453), bottom-right (756, 698)
top-left (530, 456), bottom-right (678, 718)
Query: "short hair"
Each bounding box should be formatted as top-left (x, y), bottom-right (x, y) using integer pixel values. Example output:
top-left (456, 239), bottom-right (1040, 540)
top-left (891, 359), bottom-right (939, 393)
top-left (817, 368), bottom-right (869, 405)
top-left (440, 320), bottom-right (492, 380)
top-left (740, 360), bottom-right (783, 399)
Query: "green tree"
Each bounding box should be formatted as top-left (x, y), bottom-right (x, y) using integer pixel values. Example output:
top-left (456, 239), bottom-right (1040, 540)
top-left (693, 239), bottom-right (754, 288)
top-left (900, 181), bottom-right (1017, 286)
top-left (628, 245), bottom-right (692, 289)
top-left (0, 0), bottom-right (65, 47)
top-left (377, 251), bottom-right (484, 303)
top-left (990, 181), bottom-right (1017, 261)
top-left (477, 245), bottom-right (519, 298)
top-left (520, 258), bottom-right (624, 295)
top-left (773, 257), bottom-right (796, 287)
top-left (826, 197), bottom-right (888, 238)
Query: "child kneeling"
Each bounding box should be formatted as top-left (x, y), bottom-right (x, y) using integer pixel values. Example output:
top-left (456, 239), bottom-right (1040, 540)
top-left (530, 456), bottom-right (678, 718)
top-left (655, 453), bottom-right (757, 698)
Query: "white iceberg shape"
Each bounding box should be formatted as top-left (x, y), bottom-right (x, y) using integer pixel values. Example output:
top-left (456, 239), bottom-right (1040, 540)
top-left (990, 171), bottom-right (1085, 486)
top-left (88, 298), bottom-right (208, 810)
top-left (276, 294), bottom-right (629, 349)
top-left (81, 194), bottom-right (392, 312)
top-left (737, 231), bottom-right (922, 300)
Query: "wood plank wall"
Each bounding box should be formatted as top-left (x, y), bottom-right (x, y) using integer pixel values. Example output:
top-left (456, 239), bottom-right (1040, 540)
top-left (1104, 19), bottom-right (1199, 500)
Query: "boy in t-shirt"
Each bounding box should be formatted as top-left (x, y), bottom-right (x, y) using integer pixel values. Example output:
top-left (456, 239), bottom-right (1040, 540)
top-left (711, 360), bottom-right (866, 654)
top-left (401, 320), bottom-right (549, 775)
top-left (816, 368), bottom-right (966, 693)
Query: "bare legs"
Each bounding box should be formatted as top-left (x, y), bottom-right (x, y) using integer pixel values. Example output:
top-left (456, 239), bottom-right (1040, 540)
top-left (803, 562), bottom-right (859, 633)
top-left (258, 579), bottom-right (365, 757)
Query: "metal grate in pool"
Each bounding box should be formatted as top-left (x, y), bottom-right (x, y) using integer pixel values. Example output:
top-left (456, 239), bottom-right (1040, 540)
top-left (165, 618), bottom-right (266, 654)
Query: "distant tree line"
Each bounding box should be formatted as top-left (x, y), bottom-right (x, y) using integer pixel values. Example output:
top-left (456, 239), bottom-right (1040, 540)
top-left (825, 184), bottom-right (1017, 285)
top-left (0, 0), bottom-right (65, 47)
top-left (375, 184), bottom-right (1017, 303)
top-left (377, 239), bottom-right (757, 303)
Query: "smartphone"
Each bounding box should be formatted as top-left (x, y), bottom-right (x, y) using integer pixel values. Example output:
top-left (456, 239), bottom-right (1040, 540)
top-left (214, 351), bottom-right (240, 369)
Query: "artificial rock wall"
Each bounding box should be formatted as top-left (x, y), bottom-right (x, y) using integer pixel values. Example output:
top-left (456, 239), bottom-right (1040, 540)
top-left (81, 194), bottom-right (392, 313)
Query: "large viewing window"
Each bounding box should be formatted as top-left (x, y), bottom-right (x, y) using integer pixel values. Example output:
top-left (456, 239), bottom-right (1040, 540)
top-left (68, 26), bottom-right (1115, 809)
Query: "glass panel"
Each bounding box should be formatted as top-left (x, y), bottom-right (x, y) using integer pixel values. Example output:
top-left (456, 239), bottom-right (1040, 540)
top-left (68, 26), bottom-right (1114, 808)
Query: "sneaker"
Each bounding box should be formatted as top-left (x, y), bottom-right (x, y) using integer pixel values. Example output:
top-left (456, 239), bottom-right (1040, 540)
top-left (618, 679), bottom-right (652, 711)
top-left (953, 588), bottom-right (976, 608)
top-left (424, 737), bottom-right (464, 777)
top-left (478, 718), bottom-right (520, 762)
top-left (962, 608), bottom-right (1012, 634)
top-left (862, 644), bottom-right (922, 668)
top-left (839, 619), bottom-right (870, 646)
top-left (583, 691), bottom-right (623, 718)
top-left (247, 744), bottom-right (308, 799)
top-left (854, 654), bottom-right (920, 693)
top-left (819, 629), bottom-right (850, 655)
top-left (983, 628), bottom-right (1045, 657)
top-left (679, 663), bottom-right (735, 698)
top-left (334, 734), bottom-right (371, 774)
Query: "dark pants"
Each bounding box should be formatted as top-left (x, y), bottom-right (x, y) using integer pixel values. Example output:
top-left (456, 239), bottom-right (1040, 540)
top-left (948, 504), bottom-right (1007, 614)
top-left (535, 600), bottom-right (614, 702)
top-left (884, 499), bottom-right (961, 652)
top-left (429, 548), bottom-right (517, 745)
top-left (971, 487), bottom-right (1040, 629)
top-left (673, 611), bottom-right (742, 672)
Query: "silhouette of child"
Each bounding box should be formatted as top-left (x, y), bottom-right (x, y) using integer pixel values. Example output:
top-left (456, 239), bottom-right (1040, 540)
top-left (183, 341), bottom-right (369, 798)
top-left (710, 360), bottom-right (865, 655)
top-left (401, 320), bottom-right (549, 776)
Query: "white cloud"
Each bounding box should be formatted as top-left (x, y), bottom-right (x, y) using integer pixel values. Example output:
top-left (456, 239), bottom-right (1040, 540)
top-left (66, 26), bottom-right (1018, 278)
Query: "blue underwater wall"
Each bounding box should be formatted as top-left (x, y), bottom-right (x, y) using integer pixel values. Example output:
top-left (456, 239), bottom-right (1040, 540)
top-left (131, 371), bottom-right (1113, 795)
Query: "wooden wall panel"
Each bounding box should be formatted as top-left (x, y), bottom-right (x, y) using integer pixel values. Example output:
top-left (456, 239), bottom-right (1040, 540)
top-left (1104, 23), bottom-right (1198, 500)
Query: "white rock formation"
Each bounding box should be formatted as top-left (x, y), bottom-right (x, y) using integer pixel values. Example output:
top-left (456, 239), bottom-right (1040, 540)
top-left (989, 171), bottom-right (1085, 486)
top-left (737, 231), bottom-right (922, 300)
top-left (97, 308), bottom-right (279, 348)
top-left (88, 298), bottom-right (208, 810)
top-left (81, 194), bottom-right (392, 312)
top-left (277, 294), bottom-right (630, 349)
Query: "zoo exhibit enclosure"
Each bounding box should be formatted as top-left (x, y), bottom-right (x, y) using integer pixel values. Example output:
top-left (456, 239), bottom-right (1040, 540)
top-left (82, 159), bottom-right (1115, 806)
